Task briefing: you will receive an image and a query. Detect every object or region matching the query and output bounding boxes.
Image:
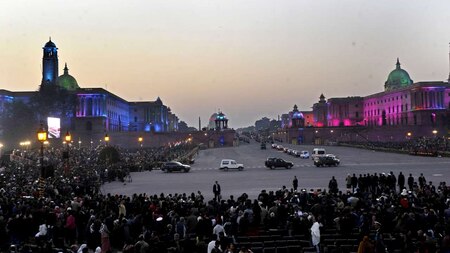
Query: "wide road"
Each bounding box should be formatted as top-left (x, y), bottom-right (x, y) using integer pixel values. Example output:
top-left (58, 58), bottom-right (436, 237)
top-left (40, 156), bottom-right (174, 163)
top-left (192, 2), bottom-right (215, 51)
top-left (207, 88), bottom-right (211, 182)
top-left (103, 142), bottom-right (450, 200)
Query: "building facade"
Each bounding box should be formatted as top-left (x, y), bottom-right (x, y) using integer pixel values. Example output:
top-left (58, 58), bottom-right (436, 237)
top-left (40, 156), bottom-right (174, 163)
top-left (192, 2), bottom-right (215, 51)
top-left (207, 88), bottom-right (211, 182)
top-left (310, 58), bottom-right (450, 140)
top-left (0, 39), bottom-right (180, 144)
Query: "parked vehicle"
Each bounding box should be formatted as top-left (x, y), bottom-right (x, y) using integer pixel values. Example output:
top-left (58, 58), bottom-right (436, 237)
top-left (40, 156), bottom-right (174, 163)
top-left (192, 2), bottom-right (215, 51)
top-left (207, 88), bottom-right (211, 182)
top-left (219, 159), bottom-right (244, 171)
top-left (313, 154), bottom-right (340, 167)
top-left (265, 157), bottom-right (294, 169)
top-left (161, 161), bottom-right (191, 172)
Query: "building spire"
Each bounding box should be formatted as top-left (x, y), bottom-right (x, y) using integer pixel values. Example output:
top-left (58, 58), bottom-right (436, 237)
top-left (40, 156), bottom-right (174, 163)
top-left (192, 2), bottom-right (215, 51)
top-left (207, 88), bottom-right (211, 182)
top-left (64, 62), bottom-right (69, 75)
top-left (49, 36), bottom-right (51, 42)
top-left (396, 58), bottom-right (401, 69)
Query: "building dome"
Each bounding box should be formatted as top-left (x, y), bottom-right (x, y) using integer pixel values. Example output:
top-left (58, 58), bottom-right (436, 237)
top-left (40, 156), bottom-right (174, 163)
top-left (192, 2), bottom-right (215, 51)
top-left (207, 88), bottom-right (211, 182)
top-left (44, 39), bottom-right (56, 48)
top-left (385, 58), bottom-right (413, 91)
top-left (57, 63), bottom-right (79, 90)
top-left (208, 113), bottom-right (218, 130)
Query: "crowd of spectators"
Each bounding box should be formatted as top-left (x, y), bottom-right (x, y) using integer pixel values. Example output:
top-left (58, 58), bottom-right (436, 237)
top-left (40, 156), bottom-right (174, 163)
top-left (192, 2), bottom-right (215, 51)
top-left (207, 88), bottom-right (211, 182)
top-left (339, 137), bottom-right (450, 157)
top-left (1, 143), bottom-right (450, 252)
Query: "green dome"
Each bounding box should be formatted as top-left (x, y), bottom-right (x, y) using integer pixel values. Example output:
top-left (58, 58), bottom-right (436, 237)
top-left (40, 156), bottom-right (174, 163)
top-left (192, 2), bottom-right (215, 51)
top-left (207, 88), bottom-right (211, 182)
top-left (384, 58), bottom-right (413, 91)
top-left (57, 63), bottom-right (79, 91)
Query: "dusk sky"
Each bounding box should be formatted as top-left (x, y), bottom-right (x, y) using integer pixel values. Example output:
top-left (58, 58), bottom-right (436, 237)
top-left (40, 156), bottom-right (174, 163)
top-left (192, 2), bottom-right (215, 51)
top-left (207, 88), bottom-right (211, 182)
top-left (1, 0), bottom-right (450, 128)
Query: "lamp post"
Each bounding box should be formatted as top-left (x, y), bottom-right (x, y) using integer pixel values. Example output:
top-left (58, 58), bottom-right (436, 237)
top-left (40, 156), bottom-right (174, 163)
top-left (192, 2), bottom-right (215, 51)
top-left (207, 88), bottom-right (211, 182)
top-left (37, 124), bottom-right (47, 197)
top-left (65, 131), bottom-right (71, 175)
top-left (0, 143), bottom-right (3, 156)
top-left (138, 137), bottom-right (143, 148)
top-left (104, 133), bottom-right (110, 145)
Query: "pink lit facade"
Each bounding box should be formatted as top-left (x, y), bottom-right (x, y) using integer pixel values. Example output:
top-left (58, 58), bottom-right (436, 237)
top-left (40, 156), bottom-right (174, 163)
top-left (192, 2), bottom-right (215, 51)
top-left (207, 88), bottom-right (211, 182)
top-left (327, 97), bottom-right (364, 127)
top-left (364, 82), bottom-right (450, 128)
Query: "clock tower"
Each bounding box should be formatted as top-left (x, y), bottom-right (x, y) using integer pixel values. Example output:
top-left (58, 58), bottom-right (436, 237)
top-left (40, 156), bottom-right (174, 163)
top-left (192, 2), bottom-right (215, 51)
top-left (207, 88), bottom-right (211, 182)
top-left (41, 38), bottom-right (59, 86)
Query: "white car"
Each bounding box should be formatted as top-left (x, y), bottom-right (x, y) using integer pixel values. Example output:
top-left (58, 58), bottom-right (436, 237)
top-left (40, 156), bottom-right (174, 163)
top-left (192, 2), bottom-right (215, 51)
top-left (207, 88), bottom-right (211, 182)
top-left (299, 151), bottom-right (310, 159)
top-left (219, 159), bottom-right (244, 171)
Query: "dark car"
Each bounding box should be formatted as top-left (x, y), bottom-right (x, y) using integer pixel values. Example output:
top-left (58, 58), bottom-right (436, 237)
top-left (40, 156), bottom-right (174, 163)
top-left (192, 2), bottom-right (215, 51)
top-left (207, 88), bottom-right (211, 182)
top-left (161, 161), bottom-right (191, 173)
top-left (265, 157), bottom-right (294, 169)
top-left (313, 154), bottom-right (340, 167)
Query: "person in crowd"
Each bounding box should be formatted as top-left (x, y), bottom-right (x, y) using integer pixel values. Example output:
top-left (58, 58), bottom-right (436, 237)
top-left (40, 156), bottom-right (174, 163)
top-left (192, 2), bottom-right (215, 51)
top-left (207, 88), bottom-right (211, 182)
top-left (408, 173), bottom-right (414, 190)
top-left (293, 176), bottom-right (298, 192)
top-left (213, 181), bottom-right (221, 202)
top-left (357, 236), bottom-right (374, 253)
top-left (310, 215), bottom-right (321, 253)
top-left (397, 172), bottom-right (405, 192)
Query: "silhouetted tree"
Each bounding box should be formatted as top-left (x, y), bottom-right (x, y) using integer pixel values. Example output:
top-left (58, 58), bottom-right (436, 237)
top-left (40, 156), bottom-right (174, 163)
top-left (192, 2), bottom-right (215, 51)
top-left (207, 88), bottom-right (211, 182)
top-left (0, 100), bottom-right (37, 146)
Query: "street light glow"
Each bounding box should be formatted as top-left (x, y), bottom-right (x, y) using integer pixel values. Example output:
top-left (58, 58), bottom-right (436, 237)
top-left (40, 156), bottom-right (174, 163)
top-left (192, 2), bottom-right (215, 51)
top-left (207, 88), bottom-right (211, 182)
top-left (65, 131), bottom-right (72, 142)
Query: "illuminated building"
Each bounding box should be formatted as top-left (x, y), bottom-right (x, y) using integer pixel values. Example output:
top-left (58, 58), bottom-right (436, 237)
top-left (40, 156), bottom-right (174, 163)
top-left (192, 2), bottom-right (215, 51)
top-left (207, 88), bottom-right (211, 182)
top-left (1, 38), bottom-right (180, 140)
top-left (311, 58), bottom-right (450, 140)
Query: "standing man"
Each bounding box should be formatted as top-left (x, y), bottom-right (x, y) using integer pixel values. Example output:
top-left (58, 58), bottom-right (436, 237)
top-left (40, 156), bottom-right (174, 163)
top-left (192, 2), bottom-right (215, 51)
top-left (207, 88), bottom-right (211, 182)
top-left (293, 176), bottom-right (298, 192)
top-left (398, 172), bottom-right (405, 192)
top-left (408, 173), bottom-right (414, 190)
top-left (418, 173), bottom-right (426, 189)
top-left (213, 181), bottom-right (221, 202)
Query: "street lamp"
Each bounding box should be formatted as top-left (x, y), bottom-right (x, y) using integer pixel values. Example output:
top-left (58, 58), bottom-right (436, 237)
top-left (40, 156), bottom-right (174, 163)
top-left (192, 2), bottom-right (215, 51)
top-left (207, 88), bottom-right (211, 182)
top-left (0, 143), bottom-right (3, 156)
top-left (104, 133), bottom-right (110, 145)
top-left (37, 124), bottom-right (47, 197)
top-left (64, 131), bottom-right (71, 174)
top-left (432, 130), bottom-right (438, 137)
top-left (65, 131), bottom-right (72, 143)
top-left (138, 137), bottom-right (143, 147)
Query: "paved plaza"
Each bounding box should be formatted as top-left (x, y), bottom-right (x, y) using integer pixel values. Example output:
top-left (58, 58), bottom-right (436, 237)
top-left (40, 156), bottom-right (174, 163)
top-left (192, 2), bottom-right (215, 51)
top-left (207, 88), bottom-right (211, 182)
top-left (103, 141), bottom-right (450, 200)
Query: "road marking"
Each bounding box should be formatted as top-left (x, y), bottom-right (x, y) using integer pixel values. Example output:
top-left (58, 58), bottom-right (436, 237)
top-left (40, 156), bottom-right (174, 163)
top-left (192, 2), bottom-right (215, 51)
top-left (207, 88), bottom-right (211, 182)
top-left (433, 174), bottom-right (443, 177)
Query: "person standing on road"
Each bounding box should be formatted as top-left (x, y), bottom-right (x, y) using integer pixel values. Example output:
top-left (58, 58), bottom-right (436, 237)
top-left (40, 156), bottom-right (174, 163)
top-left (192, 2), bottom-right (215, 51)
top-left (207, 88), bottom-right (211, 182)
top-left (398, 172), bottom-right (405, 192)
top-left (213, 181), bottom-right (221, 202)
top-left (346, 174), bottom-right (352, 190)
top-left (419, 173), bottom-right (426, 189)
top-left (408, 173), bottom-right (414, 190)
top-left (293, 176), bottom-right (298, 192)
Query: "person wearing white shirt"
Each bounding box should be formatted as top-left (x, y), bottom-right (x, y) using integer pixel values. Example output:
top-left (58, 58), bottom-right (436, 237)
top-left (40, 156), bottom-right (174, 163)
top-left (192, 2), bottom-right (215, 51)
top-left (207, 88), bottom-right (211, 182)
top-left (309, 215), bottom-right (321, 253)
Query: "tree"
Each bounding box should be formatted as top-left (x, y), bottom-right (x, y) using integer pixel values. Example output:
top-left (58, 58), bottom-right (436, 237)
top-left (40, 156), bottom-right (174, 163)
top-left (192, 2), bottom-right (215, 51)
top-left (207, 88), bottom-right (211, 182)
top-left (0, 100), bottom-right (37, 146)
top-left (30, 84), bottom-right (77, 129)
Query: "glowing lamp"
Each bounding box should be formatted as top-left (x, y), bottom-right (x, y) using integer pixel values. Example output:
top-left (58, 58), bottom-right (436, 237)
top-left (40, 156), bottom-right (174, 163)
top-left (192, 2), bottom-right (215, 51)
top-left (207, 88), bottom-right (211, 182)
top-left (104, 134), bottom-right (110, 142)
top-left (37, 125), bottom-right (47, 142)
top-left (65, 131), bottom-right (72, 142)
